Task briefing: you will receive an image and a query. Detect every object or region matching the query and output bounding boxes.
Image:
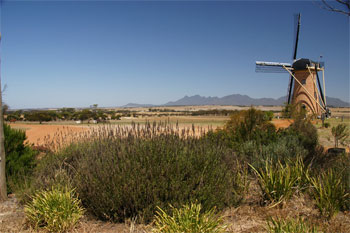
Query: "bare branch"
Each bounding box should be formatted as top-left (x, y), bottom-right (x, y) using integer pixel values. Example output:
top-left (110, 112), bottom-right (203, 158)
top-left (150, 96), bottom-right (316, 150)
top-left (316, 0), bottom-right (350, 16)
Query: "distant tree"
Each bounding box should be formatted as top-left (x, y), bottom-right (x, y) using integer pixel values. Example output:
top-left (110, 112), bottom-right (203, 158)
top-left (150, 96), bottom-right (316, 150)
top-left (78, 109), bottom-right (93, 123)
top-left (24, 111), bottom-right (53, 124)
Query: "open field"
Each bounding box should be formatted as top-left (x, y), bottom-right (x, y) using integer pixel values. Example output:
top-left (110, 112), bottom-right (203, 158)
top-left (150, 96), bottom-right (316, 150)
top-left (9, 117), bottom-right (297, 147)
top-left (9, 104), bottom-right (350, 150)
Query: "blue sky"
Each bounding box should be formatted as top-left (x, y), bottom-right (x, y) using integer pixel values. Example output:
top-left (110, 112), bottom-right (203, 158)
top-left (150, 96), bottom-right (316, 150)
top-left (0, 0), bottom-right (349, 109)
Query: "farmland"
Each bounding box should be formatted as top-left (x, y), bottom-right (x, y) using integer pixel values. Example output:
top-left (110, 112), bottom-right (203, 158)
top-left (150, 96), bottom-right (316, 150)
top-left (7, 105), bottom-right (349, 148)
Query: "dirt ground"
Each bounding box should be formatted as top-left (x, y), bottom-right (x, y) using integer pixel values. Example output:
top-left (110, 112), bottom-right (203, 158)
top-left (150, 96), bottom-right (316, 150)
top-left (9, 123), bottom-right (88, 147)
top-left (9, 118), bottom-right (293, 146)
top-left (1, 182), bottom-right (349, 233)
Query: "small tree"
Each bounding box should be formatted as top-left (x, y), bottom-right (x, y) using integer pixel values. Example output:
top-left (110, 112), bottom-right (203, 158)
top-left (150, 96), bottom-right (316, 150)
top-left (331, 124), bottom-right (349, 148)
top-left (0, 31), bottom-right (7, 200)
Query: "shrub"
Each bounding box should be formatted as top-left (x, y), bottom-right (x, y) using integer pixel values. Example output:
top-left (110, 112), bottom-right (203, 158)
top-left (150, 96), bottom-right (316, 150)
top-left (307, 169), bottom-right (349, 219)
top-left (284, 117), bottom-right (318, 162)
top-left (32, 124), bottom-right (247, 223)
top-left (4, 124), bottom-right (36, 193)
top-left (224, 108), bottom-right (277, 146)
top-left (24, 186), bottom-right (84, 232)
top-left (238, 134), bottom-right (308, 169)
top-left (266, 217), bottom-right (319, 233)
top-left (249, 160), bottom-right (299, 206)
top-left (331, 123), bottom-right (349, 148)
top-left (324, 122), bottom-right (330, 128)
top-left (153, 203), bottom-right (226, 233)
top-left (264, 111), bottom-right (274, 121)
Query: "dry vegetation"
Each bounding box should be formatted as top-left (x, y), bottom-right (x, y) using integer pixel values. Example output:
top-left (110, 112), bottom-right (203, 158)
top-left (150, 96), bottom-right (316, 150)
top-left (1, 106), bottom-right (349, 232)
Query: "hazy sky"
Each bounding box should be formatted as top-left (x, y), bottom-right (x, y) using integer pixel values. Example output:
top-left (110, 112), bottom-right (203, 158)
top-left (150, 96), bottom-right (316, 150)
top-left (1, 0), bottom-right (349, 109)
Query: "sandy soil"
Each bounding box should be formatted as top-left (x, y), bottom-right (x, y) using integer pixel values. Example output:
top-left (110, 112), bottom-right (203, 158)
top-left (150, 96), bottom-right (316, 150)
top-left (9, 123), bottom-right (88, 147)
top-left (9, 118), bottom-right (292, 146)
top-left (271, 119), bottom-right (293, 129)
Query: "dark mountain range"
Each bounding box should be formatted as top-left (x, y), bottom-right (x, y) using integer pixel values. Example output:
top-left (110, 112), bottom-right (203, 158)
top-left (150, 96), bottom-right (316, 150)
top-left (164, 94), bottom-right (349, 107)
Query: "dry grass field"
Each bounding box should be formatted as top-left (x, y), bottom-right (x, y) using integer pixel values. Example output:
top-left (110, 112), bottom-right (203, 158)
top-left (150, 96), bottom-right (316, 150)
top-left (9, 106), bottom-right (349, 149)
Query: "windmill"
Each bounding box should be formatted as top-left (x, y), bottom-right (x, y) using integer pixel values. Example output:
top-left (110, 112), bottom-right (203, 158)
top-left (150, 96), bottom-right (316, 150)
top-left (255, 13), bottom-right (330, 117)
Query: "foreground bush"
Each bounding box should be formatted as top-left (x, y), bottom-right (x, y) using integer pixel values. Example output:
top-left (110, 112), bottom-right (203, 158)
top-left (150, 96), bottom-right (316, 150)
top-left (4, 123), bottom-right (37, 193)
top-left (266, 217), bottom-right (319, 233)
top-left (33, 123), bottom-right (246, 222)
top-left (24, 186), bottom-right (84, 232)
top-left (153, 203), bottom-right (226, 233)
top-left (308, 169), bottom-right (349, 219)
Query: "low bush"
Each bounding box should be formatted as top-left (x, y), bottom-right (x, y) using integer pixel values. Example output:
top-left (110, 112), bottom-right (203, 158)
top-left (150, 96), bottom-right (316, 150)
top-left (24, 186), bottom-right (84, 232)
top-left (266, 217), bottom-right (319, 233)
top-left (307, 168), bottom-right (349, 219)
top-left (238, 134), bottom-right (308, 169)
top-left (153, 203), bottom-right (226, 233)
top-left (32, 123), bottom-right (247, 223)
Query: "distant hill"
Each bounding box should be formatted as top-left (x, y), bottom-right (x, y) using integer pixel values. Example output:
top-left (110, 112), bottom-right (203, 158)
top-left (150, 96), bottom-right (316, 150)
top-left (326, 96), bottom-right (350, 108)
top-left (121, 103), bottom-right (155, 108)
top-left (164, 94), bottom-right (350, 107)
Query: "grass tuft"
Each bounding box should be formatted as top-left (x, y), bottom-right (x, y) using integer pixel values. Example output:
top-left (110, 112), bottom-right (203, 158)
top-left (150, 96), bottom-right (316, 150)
top-left (24, 186), bottom-right (84, 232)
top-left (266, 216), bottom-right (319, 233)
top-left (307, 168), bottom-right (349, 219)
top-left (153, 202), bottom-right (227, 233)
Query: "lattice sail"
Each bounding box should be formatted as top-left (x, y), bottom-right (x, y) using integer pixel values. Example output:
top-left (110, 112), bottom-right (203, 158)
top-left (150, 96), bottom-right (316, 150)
top-left (255, 61), bottom-right (292, 73)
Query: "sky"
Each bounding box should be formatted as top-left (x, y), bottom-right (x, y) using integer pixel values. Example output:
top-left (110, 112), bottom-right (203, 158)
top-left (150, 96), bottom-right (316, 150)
top-left (0, 0), bottom-right (349, 109)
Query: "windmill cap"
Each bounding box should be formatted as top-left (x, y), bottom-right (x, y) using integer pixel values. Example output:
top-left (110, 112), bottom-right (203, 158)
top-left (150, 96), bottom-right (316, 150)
top-left (292, 58), bottom-right (321, 70)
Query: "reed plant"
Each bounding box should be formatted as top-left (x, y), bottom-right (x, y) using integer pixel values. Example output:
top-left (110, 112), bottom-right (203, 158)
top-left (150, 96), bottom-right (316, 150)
top-left (307, 168), bottom-right (349, 219)
top-left (249, 159), bottom-right (299, 206)
top-left (153, 203), bottom-right (227, 233)
top-left (266, 217), bottom-right (319, 233)
top-left (24, 186), bottom-right (84, 232)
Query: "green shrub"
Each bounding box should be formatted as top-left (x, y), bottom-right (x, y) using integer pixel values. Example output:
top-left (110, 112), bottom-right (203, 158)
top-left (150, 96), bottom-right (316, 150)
top-left (324, 122), bottom-right (330, 128)
top-left (266, 217), bottom-right (319, 233)
top-left (264, 111), bottom-right (274, 121)
top-left (285, 119), bottom-right (318, 155)
top-left (4, 124), bottom-right (36, 193)
top-left (32, 123), bottom-right (247, 223)
top-left (153, 203), bottom-right (226, 233)
top-left (307, 169), bottom-right (349, 219)
top-left (250, 160), bottom-right (299, 206)
top-left (224, 107), bottom-right (278, 146)
top-left (238, 135), bottom-right (308, 169)
top-left (24, 186), bottom-right (84, 232)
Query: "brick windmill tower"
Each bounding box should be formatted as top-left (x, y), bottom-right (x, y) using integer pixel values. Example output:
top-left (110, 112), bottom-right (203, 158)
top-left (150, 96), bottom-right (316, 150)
top-left (255, 14), bottom-right (330, 117)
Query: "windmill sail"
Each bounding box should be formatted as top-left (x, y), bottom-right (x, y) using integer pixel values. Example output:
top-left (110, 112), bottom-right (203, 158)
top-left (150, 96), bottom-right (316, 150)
top-left (255, 61), bottom-right (292, 73)
top-left (287, 13), bottom-right (301, 104)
